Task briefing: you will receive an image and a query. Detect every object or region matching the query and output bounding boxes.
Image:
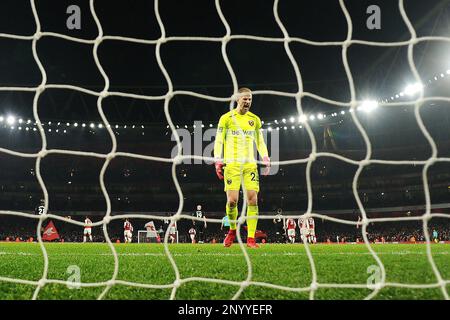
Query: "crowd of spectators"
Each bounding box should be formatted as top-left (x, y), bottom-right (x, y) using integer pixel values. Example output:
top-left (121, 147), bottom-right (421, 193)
top-left (1, 214), bottom-right (448, 244)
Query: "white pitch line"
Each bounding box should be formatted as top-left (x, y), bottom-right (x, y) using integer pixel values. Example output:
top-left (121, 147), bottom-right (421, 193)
top-left (0, 251), bottom-right (448, 257)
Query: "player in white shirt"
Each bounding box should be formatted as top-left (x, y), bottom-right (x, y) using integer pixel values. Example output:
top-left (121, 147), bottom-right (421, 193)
top-left (188, 227), bottom-right (196, 244)
top-left (307, 217), bottom-right (316, 244)
top-left (83, 216), bottom-right (93, 242)
top-left (298, 216), bottom-right (309, 242)
top-left (124, 218), bottom-right (133, 243)
top-left (168, 221), bottom-right (177, 244)
top-left (285, 218), bottom-right (297, 244)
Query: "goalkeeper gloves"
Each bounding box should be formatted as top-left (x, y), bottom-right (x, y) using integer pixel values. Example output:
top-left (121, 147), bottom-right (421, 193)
top-left (215, 161), bottom-right (224, 180)
top-left (262, 156), bottom-right (271, 176)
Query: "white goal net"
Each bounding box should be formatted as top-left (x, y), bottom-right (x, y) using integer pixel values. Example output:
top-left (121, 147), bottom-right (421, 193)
top-left (0, 0), bottom-right (448, 301)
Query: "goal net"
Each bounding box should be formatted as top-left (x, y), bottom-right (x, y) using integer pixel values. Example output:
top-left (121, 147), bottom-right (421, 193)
top-left (0, 0), bottom-right (449, 301)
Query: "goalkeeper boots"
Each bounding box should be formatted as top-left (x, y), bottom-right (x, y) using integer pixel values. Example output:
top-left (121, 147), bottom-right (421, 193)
top-left (223, 229), bottom-right (236, 247)
top-left (246, 237), bottom-right (259, 248)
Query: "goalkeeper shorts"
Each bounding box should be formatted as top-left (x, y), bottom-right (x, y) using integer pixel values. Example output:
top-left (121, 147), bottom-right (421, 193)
top-left (223, 163), bottom-right (259, 192)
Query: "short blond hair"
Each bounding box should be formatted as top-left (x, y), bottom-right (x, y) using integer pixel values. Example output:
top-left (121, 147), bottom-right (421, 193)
top-left (238, 87), bottom-right (252, 94)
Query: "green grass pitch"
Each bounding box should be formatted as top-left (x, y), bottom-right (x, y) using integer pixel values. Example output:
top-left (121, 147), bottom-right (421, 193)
top-left (0, 242), bottom-right (448, 300)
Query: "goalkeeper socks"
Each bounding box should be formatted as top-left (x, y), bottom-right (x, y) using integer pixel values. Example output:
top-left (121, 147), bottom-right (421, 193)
top-left (246, 205), bottom-right (258, 238)
top-left (226, 203), bottom-right (238, 230)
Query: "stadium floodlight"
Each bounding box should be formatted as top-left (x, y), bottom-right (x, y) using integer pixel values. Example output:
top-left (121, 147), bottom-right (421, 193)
top-left (57, 122), bottom-right (60, 126)
top-left (209, 124), bottom-right (213, 127)
top-left (283, 126), bottom-right (287, 130)
top-left (18, 127), bottom-right (22, 130)
top-left (98, 124), bottom-right (103, 128)
top-left (124, 125), bottom-right (127, 129)
top-left (317, 113), bottom-right (324, 120)
top-left (309, 115), bottom-right (315, 121)
top-left (268, 127), bottom-right (272, 131)
top-left (33, 128), bottom-right (37, 131)
top-left (446, 69), bottom-right (450, 75)
top-left (0, 116), bottom-right (4, 122)
top-left (404, 83), bottom-right (423, 96)
top-left (341, 110), bottom-right (345, 115)
top-left (90, 123), bottom-right (95, 128)
top-left (282, 118), bottom-right (286, 123)
top-left (289, 116), bottom-right (295, 123)
top-left (47, 121), bottom-right (50, 125)
top-left (27, 119), bottom-right (31, 124)
top-left (298, 115), bottom-right (307, 123)
top-left (359, 100), bottom-right (379, 112)
top-left (63, 130), bottom-right (67, 133)
top-left (26, 127), bottom-right (29, 131)
top-left (66, 122), bottom-right (70, 126)
top-left (19, 119), bottom-right (23, 124)
top-left (115, 125), bottom-right (119, 129)
top-left (291, 126), bottom-right (295, 129)
top-left (74, 123), bottom-right (78, 127)
top-left (82, 123), bottom-right (86, 127)
top-left (6, 115), bottom-right (15, 125)
top-left (274, 119), bottom-right (278, 124)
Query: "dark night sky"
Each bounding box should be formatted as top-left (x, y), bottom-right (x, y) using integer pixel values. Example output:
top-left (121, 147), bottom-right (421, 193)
top-left (0, 0), bottom-right (449, 213)
top-left (0, 0), bottom-right (449, 124)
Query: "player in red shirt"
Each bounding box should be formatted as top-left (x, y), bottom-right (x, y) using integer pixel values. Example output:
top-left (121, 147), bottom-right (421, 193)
top-left (188, 227), bottom-right (196, 244)
top-left (285, 218), bottom-right (297, 244)
top-left (83, 216), bottom-right (93, 243)
top-left (307, 217), bottom-right (316, 244)
top-left (298, 216), bottom-right (309, 243)
top-left (124, 219), bottom-right (133, 243)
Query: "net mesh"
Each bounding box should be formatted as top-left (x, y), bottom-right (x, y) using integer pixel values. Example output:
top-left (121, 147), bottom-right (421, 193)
top-left (0, 0), bottom-right (449, 300)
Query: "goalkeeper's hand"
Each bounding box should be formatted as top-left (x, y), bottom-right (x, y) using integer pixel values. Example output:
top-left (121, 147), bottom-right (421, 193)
top-left (215, 161), bottom-right (224, 180)
top-left (262, 156), bottom-right (271, 176)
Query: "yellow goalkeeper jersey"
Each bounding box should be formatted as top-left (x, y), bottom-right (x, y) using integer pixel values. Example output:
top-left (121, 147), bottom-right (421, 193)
top-left (213, 109), bottom-right (268, 164)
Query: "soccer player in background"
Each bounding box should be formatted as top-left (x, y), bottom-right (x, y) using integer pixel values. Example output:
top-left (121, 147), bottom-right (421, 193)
top-left (273, 211), bottom-right (285, 243)
top-left (298, 216), bottom-right (308, 243)
top-left (307, 217), bottom-right (316, 244)
top-left (168, 221), bottom-right (177, 244)
top-left (124, 218), bottom-right (133, 243)
top-left (189, 227), bottom-right (196, 244)
top-left (83, 216), bottom-right (93, 243)
top-left (285, 218), bottom-right (297, 244)
top-left (192, 205), bottom-right (207, 243)
top-left (144, 221), bottom-right (160, 243)
top-left (35, 199), bottom-right (45, 215)
top-left (432, 229), bottom-right (439, 243)
top-left (214, 87), bottom-right (270, 248)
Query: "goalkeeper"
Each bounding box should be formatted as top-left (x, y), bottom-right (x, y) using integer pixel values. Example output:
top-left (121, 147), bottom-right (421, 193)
top-left (213, 87), bottom-right (270, 248)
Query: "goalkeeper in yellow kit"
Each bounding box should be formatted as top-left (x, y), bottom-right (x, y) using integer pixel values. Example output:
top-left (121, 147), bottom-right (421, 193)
top-left (213, 87), bottom-right (270, 248)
